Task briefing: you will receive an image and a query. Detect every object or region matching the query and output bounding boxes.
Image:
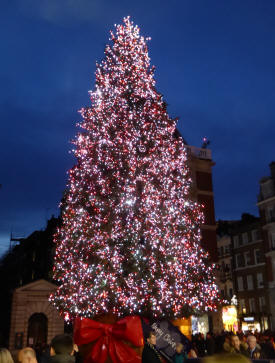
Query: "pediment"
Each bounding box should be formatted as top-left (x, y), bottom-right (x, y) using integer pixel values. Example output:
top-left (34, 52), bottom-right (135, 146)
top-left (15, 279), bottom-right (58, 292)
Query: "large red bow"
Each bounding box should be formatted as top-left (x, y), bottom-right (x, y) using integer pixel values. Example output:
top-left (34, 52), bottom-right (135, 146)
top-left (74, 316), bottom-right (143, 363)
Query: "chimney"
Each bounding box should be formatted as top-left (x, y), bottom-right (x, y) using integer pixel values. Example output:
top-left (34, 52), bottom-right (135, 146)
top-left (270, 161), bottom-right (275, 180)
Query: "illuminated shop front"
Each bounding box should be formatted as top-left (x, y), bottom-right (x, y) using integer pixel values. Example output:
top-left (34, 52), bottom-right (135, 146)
top-left (240, 315), bottom-right (269, 332)
top-left (173, 317), bottom-right (192, 338)
top-left (191, 314), bottom-right (209, 336)
top-left (222, 305), bottom-right (238, 332)
top-left (173, 315), bottom-right (210, 338)
top-left (241, 316), bottom-right (260, 332)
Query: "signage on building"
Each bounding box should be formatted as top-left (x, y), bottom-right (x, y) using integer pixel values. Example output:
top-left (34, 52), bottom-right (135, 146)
top-left (244, 317), bottom-right (254, 322)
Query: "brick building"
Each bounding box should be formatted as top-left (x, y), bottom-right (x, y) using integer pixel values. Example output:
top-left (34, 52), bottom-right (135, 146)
top-left (231, 215), bottom-right (270, 331)
top-left (186, 144), bottom-right (218, 262)
top-left (217, 233), bottom-right (233, 301)
top-left (257, 161), bottom-right (275, 328)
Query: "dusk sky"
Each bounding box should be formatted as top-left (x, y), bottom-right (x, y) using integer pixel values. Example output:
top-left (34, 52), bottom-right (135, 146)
top-left (1, 0), bottom-right (274, 255)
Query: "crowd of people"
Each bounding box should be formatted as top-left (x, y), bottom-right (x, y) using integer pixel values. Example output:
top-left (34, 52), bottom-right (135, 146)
top-left (0, 335), bottom-right (77, 363)
top-left (190, 331), bottom-right (275, 359)
top-left (1, 330), bottom-right (275, 363)
top-left (142, 330), bottom-right (275, 362)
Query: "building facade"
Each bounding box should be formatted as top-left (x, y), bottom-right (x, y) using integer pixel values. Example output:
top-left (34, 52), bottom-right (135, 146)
top-left (186, 145), bottom-right (222, 332)
top-left (217, 233), bottom-right (233, 301)
top-left (187, 145), bottom-right (218, 262)
top-left (231, 216), bottom-right (270, 331)
top-left (9, 280), bottom-right (64, 355)
top-left (257, 161), bottom-right (275, 329)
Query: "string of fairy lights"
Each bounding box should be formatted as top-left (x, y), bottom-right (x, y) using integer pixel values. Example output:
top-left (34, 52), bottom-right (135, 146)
top-left (50, 16), bottom-right (221, 320)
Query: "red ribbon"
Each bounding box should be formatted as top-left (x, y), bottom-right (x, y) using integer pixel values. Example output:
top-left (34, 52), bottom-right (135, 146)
top-left (74, 316), bottom-right (143, 363)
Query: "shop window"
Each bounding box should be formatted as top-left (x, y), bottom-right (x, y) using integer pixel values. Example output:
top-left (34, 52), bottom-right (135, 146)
top-left (247, 275), bottom-right (254, 290)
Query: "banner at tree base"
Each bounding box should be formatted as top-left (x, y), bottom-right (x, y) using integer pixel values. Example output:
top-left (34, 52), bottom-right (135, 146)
top-left (74, 315), bottom-right (143, 363)
top-left (73, 315), bottom-right (191, 363)
top-left (141, 318), bottom-right (191, 362)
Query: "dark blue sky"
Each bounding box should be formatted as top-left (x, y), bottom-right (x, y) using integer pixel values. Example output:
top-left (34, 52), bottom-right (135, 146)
top-left (1, 0), bottom-right (275, 255)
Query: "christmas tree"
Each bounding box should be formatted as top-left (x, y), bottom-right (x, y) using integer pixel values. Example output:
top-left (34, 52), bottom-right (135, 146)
top-left (51, 17), bottom-right (220, 320)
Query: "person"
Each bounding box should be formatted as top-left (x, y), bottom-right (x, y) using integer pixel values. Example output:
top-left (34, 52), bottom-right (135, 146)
top-left (172, 343), bottom-right (187, 363)
top-left (49, 334), bottom-right (75, 363)
top-left (246, 334), bottom-right (263, 359)
top-left (18, 348), bottom-right (37, 363)
top-left (195, 333), bottom-right (206, 357)
top-left (205, 332), bottom-right (216, 356)
top-left (0, 348), bottom-right (14, 363)
top-left (229, 335), bottom-right (249, 357)
top-left (142, 331), bottom-right (162, 363)
top-left (203, 353), bottom-right (250, 363)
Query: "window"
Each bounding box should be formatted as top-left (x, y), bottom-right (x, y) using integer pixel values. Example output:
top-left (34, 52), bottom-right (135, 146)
top-left (247, 275), bottom-right (254, 290)
top-left (239, 298), bottom-right (246, 314)
top-left (249, 298), bottom-right (256, 313)
top-left (237, 276), bottom-right (244, 291)
top-left (252, 229), bottom-right (261, 241)
top-left (239, 235), bottom-right (243, 246)
top-left (233, 235), bottom-right (239, 248)
top-left (242, 232), bottom-right (248, 244)
top-left (229, 288), bottom-right (233, 297)
top-left (257, 273), bottom-right (264, 288)
top-left (259, 296), bottom-right (266, 312)
top-left (270, 233), bottom-right (275, 250)
top-left (236, 254), bottom-right (244, 268)
top-left (261, 179), bottom-right (274, 199)
top-left (244, 251), bottom-right (251, 266)
top-left (220, 246), bottom-right (224, 256)
top-left (267, 207), bottom-right (275, 223)
top-left (254, 249), bottom-right (261, 264)
top-left (224, 245), bottom-right (230, 255)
